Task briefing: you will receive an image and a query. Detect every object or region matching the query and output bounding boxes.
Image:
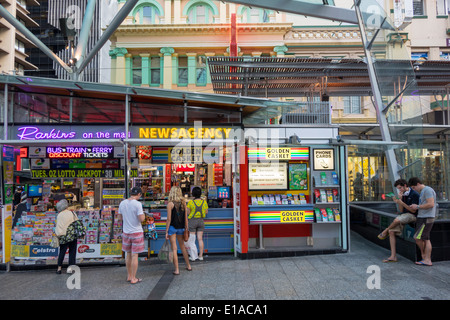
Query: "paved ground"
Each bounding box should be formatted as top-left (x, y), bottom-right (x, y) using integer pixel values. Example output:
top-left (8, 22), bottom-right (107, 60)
top-left (1, 231), bottom-right (449, 303)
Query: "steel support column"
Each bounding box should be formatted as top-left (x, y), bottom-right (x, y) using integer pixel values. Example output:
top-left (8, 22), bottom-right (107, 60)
top-left (77, 0), bottom-right (140, 74)
top-left (354, 1), bottom-right (400, 188)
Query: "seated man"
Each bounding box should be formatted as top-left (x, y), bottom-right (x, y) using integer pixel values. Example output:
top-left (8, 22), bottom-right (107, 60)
top-left (377, 179), bottom-right (419, 262)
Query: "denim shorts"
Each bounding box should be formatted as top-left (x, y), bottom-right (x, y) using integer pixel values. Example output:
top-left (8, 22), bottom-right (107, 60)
top-left (168, 225), bottom-right (185, 236)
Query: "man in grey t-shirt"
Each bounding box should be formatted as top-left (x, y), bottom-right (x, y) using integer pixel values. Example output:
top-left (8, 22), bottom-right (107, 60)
top-left (409, 177), bottom-right (437, 266)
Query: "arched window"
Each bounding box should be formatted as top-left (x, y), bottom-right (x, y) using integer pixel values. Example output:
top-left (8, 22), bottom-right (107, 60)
top-left (187, 4), bottom-right (213, 23)
top-left (184, 0), bottom-right (219, 24)
top-left (133, 2), bottom-right (162, 24)
top-left (239, 6), bottom-right (271, 23)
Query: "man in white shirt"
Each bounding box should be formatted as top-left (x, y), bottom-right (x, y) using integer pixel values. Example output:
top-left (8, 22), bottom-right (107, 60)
top-left (118, 187), bottom-right (145, 284)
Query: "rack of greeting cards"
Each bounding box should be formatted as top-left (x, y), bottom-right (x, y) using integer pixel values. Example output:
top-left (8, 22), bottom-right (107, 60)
top-left (10, 204), bottom-right (123, 265)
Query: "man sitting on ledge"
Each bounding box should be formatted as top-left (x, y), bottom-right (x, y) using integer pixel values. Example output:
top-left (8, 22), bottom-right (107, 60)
top-left (377, 179), bottom-right (419, 263)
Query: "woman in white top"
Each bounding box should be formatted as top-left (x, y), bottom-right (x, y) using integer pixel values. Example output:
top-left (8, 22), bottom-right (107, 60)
top-left (55, 199), bottom-right (78, 274)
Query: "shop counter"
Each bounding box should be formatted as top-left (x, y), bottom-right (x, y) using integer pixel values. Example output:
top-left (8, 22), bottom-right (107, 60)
top-left (148, 208), bottom-right (234, 254)
top-left (248, 205), bottom-right (314, 249)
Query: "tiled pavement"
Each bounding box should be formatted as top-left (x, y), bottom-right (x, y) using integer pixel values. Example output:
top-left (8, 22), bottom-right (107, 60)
top-left (1, 231), bottom-right (449, 301)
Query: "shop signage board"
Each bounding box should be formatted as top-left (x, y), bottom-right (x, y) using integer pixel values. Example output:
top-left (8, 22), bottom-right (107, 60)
top-left (14, 125), bottom-right (235, 141)
top-left (249, 210), bottom-right (314, 224)
top-left (30, 168), bottom-right (139, 179)
top-left (248, 147), bottom-right (309, 161)
top-left (15, 125), bottom-right (127, 140)
top-left (11, 243), bottom-right (122, 259)
top-left (248, 162), bottom-right (288, 190)
top-left (138, 126), bottom-right (233, 140)
top-left (313, 148), bottom-right (335, 170)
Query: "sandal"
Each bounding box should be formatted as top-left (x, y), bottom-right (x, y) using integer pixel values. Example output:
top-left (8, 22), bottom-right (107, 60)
top-left (415, 260), bottom-right (432, 266)
top-left (130, 278), bottom-right (143, 284)
top-left (186, 267), bottom-right (192, 271)
top-left (382, 258), bottom-right (397, 263)
top-left (377, 231), bottom-right (388, 240)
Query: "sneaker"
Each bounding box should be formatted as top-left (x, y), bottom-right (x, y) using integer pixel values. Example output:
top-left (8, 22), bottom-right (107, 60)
top-left (198, 256), bottom-right (203, 261)
top-left (189, 257), bottom-right (196, 262)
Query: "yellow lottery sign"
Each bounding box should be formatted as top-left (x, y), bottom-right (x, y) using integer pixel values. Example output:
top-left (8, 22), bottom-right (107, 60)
top-left (280, 211), bottom-right (305, 223)
top-left (139, 127), bottom-right (233, 139)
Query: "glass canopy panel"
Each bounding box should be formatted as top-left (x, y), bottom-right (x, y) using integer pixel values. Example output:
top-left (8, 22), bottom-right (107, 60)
top-left (355, 0), bottom-right (424, 186)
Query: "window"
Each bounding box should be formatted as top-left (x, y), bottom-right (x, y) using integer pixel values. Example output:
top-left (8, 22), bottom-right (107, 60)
top-left (240, 7), bottom-right (271, 23)
top-left (196, 56), bottom-right (207, 85)
top-left (150, 56), bottom-right (161, 85)
top-left (132, 57), bottom-right (142, 85)
top-left (134, 5), bottom-right (161, 24)
top-left (187, 4), bottom-right (214, 23)
top-left (178, 56), bottom-right (188, 85)
top-left (15, 62), bottom-right (24, 76)
top-left (413, 0), bottom-right (425, 15)
top-left (344, 97), bottom-right (362, 114)
top-left (17, 0), bottom-right (26, 9)
top-left (15, 39), bottom-right (25, 53)
top-left (436, 0), bottom-right (450, 15)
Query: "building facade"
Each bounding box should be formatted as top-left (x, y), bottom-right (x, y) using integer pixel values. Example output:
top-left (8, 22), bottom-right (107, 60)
top-left (0, 0), bottom-right (40, 75)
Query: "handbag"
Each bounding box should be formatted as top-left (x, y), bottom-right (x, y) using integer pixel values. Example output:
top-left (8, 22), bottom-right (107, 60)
top-left (59, 212), bottom-right (86, 244)
top-left (50, 234), bottom-right (60, 248)
top-left (183, 228), bottom-right (190, 242)
top-left (158, 239), bottom-right (173, 263)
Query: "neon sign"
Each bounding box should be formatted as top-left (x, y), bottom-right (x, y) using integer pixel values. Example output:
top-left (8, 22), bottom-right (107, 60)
top-left (16, 126), bottom-right (127, 140)
top-left (17, 126), bottom-right (76, 140)
top-left (47, 146), bottom-right (114, 159)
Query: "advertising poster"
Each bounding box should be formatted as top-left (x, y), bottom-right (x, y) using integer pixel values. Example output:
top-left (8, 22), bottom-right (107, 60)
top-left (2, 145), bottom-right (14, 263)
top-left (289, 163), bottom-right (308, 190)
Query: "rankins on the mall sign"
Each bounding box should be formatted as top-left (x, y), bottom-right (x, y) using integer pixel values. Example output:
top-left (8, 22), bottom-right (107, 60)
top-left (139, 127), bottom-right (233, 139)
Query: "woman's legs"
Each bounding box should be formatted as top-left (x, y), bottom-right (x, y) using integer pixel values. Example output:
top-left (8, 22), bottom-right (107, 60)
top-left (57, 242), bottom-right (69, 271)
top-left (169, 233), bottom-right (179, 274)
top-left (68, 239), bottom-right (77, 266)
top-left (197, 231), bottom-right (204, 259)
top-left (177, 234), bottom-right (192, 271)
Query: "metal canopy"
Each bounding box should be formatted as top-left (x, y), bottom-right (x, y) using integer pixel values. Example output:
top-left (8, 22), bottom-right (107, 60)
top-left (208, 56), bottom-right (450, 97)
top-left (0, 74), bottom-right (274, 120)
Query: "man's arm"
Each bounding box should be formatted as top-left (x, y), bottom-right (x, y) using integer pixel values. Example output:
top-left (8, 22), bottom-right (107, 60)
top-left (137, 202), bottom-right (145, 222)
top-left (411, 197), bottom-right (434, 211)
top-left (394, 197), bottom-right (417, 214)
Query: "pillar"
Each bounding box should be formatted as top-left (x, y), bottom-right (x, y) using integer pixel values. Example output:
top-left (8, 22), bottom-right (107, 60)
top-left (125, 53), bottom-right (132, 85)
top-left (160, 47), bottom-right (174, 89)
top-left (113, 47), bottom-right (128, 85)
top-left (140, 54), bottom-right (150, 86)
top-left (273, 45), bottom-right (288, 57)
top-left (174, 0), bottom-right (181, 24)
top-left (165, 0), bottom-right (172, 24)
top-left (187, 52), bottom-right (197, 88)
top-left (109, 49), bottom-right (117, 84)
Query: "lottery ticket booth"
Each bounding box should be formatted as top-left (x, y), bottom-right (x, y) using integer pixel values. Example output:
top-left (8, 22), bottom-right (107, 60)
top-left (234, 126), bottom-right (350, 259)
